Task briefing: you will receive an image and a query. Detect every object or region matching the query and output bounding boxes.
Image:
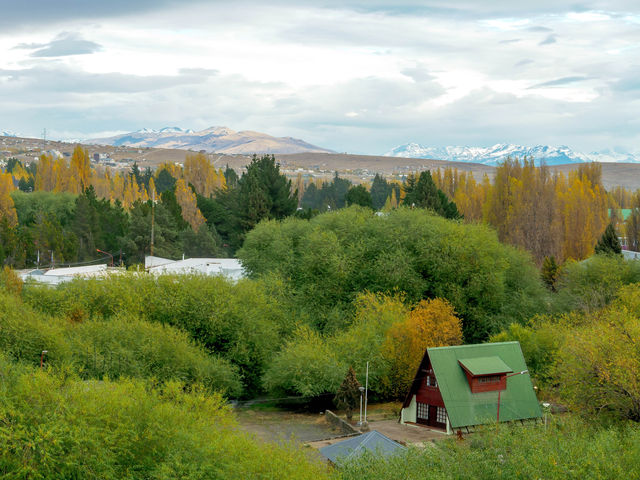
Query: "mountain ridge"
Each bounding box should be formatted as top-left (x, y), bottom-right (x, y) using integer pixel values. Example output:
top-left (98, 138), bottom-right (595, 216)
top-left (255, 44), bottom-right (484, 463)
top-left (385, 143), bottom-right (640, 166)
top-left (88, 126), bottom-right (333, 155)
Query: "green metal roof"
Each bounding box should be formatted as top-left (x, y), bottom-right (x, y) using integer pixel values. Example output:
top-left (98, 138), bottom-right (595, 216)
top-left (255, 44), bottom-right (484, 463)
top-left (608, 208), bottom-right (632, 220)
top-left (458, 356), bottom-right (513, 376)
top-left (428, 342), bottom-right (541, 429)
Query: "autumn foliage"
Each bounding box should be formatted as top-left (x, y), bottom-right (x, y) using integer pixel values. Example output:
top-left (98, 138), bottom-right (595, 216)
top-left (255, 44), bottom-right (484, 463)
top-left (382, 298), bottom-right (463, 398)
top-left (434, 159), bottom-right (609, 264)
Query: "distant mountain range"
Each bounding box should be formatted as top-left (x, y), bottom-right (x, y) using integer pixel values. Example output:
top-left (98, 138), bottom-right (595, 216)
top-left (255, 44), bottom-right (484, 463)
top-left (88, 127), bottom-right (333, 155)
top-left (1, 131), bottom-right (18, 137)
top-left (385, 143), bottom-right (640, 166)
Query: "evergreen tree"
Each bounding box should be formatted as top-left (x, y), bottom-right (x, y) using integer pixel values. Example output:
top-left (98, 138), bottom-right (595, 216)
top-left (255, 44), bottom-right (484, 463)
top-left (130, 162), bottom-right (142, 186)
top-left (345, 184), bottom-right (372, 208)
top-left (181, 224), bottom-right (221, 257)
top-left (334, 366), bottom-right (362, 422)
top-left (301, 182), bottom-right (320, 209)
top-left (595, 223), bottom-right (622, 255)
top-left (72, 187), bottom-right (101, 261)
top-left (370, 174), bottom-right (391, 210)
top-left (160, 188), bottom-right (189, 230)
top-left (403, 171), bottom-right (461, 219)
top-left (235, 155), bottom-right (297, 232)
top-left (155, 169), bottom-right (177, 194)
top-left (224, 165), bottom-right (239, 189)
top-left (321, 172), bottom-right (351, 209)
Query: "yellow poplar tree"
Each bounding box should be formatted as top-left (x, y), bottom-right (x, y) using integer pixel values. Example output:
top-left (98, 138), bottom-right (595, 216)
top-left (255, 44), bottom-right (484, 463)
top-left (175, 179), bottom-right (206, 231)
top-left (0, 173), bottom-right (18, 227)
top-left (69, 145), bottom-right (90, 193)
top-left (35, 154), bottom-right (55, 191)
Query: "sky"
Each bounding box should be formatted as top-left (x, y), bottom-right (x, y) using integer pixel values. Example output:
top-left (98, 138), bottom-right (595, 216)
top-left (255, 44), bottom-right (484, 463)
top-left (1, 0), bottom-right (640, 154)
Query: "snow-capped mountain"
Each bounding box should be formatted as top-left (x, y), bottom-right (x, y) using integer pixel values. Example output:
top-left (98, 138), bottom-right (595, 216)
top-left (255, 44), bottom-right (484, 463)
top-left (1, 130), bottom-right (18, 137)
top-left (89, 126), bottom-right (333, 155)
top-left (385, 143), bottom-right (640, 166)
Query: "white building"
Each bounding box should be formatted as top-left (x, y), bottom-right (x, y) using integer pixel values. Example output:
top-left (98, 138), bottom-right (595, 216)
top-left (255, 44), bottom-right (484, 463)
top-left (144, 256), bottom-right (245, 281)
top-left (19, 264), bottom-right (113, 285)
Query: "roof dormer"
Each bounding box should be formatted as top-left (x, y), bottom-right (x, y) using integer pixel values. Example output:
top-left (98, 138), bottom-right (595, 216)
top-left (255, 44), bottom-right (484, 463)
top-left (458, 356), bottom-right (513, 393)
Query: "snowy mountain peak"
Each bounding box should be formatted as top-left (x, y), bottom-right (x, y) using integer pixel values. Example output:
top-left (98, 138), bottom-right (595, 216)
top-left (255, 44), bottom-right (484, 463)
top-left (88, 126), bottom-right (332, 155)
top-left (1, 130), bottom-right (18, 137)
top-left (385, 143), bottom-right (640, 166)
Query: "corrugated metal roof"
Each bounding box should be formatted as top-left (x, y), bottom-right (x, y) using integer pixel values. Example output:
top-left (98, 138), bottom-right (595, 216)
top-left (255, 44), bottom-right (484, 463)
top-left (458, 356), bottom-right (513, 376)
top-left (319, 431), bottom-right (405, 465)
top-left (429, 342), bottom-right (541, 429)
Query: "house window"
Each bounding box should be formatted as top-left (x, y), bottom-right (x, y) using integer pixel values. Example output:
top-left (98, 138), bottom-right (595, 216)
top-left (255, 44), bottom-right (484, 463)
top-left (478, 375), bottom-right (501, 384)
top-left (436, 406), bottom-right (447, 424)
top-left (417, 402), bottom-right (429, 419)
top-left (426, 375), bottom-right (437, 387)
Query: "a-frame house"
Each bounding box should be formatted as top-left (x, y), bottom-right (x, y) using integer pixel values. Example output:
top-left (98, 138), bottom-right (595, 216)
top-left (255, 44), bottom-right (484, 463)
top-left (400, 342), bottom-right (541, 434)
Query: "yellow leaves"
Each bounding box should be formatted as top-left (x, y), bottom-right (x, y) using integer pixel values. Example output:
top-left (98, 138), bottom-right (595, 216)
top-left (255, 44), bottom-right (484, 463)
top-left (382, 297), bottom-right (463, 397)
top-left (184, 153), bottom-right (224, 197)
top-left (69, 145), bottom-right (90, 194)
top-left (436, 160), bottom-right (609, 263)
top-left (175, 179), bottom-right (206, 231)
top-left (0, 172), bottom-right (18, 227)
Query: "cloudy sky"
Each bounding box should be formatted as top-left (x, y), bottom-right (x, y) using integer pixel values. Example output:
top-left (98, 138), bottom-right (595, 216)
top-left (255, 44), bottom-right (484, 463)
top-left (1, 0), bottom-right (640, 154)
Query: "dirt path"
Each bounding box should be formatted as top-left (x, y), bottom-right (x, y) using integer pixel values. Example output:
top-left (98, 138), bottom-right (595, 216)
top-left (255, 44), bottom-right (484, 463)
top-left (235, 410), bottom-right (345, 444)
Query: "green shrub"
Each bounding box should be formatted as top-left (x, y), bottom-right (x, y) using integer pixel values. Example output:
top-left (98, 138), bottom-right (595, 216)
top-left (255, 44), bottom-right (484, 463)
top-left (553, 255), bottom-right (640, 313)
top-left (0, 358), bottom-right (330, 479)
top-left (0, 291), bottom-right (241, 396)
top-left (340, 417), bottom-right (640, 479)
top-left (23, 274), bottom-right (292, 395)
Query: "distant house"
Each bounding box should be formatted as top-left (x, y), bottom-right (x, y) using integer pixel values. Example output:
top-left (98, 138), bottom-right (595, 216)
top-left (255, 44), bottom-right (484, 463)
top-left (144, 256), bottom-right (245, 281)
top-left (400, 342), bottom-right (541, 434)
top-left (319, 430), bottom-right (405, 466)
top-left (18, 264), bottom-right (113, 286)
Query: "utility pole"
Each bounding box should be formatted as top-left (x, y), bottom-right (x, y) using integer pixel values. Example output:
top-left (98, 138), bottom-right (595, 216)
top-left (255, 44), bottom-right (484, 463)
top-left (364, 361), bottom-right (369, 425)
top-left (42, 128), bottom-right (47, 151)
top-left (150, 189), bottom-right (155, 257)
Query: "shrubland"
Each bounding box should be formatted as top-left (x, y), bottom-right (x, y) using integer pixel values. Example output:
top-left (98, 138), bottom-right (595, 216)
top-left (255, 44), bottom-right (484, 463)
top-left (22, 274), bottom-right (292, 396)
top-left (0, 357), bottom-right (330, 480)
top-left (0, 288), bottom-right (241, 396)
top-left (340, 417), bottom-right (640, 479)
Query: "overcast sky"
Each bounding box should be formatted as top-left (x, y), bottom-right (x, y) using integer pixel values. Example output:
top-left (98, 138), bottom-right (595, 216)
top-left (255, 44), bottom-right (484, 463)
top-left (1, 0), bottom-right (640, 154)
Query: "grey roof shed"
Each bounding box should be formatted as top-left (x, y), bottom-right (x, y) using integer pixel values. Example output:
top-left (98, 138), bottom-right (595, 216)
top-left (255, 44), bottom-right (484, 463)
top-left (319, 430), bottom-right (405, 465)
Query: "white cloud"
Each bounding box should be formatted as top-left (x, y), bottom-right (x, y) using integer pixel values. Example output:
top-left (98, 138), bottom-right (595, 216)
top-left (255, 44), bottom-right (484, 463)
top-left (1, 2), bottom-right (640, 153)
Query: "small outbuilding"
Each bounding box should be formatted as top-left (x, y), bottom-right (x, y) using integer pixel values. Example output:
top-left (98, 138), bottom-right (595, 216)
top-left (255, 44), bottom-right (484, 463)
top-left (400, 341), bottom-right (541, 434)
top-left (319, 430), bottom-right (405, 466)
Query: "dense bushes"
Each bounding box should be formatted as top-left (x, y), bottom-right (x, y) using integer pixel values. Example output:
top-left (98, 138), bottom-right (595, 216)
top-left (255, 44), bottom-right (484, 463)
top-left (553, 254), bottom-right (640, 313)
top-left (0, 291), bottom-right (241, 396)
top-left (340, 418), bottom-right (640, 479)
top-left (493, 280), bottom-right (640, 423)
top-left (264, 292), bottom-right (463, 400)
top-left (263, 293), bottom-right (408, 398)
top-left (0, 358), bottom-right (330, 480)
top-left (239, 206), bottom-right (548, 341)
top-left (23, 274), bottom-right (292, 395)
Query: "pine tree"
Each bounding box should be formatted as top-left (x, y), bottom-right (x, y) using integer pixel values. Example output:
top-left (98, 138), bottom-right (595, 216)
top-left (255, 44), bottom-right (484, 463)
top-left (236, 155), bottom-right (297, 232)
top-left (334, 366), bottom-right (361, 422)
top-left (345, 184), bottom-right (372, 208)
top-left (595, 223), bottom-right (622, 255)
